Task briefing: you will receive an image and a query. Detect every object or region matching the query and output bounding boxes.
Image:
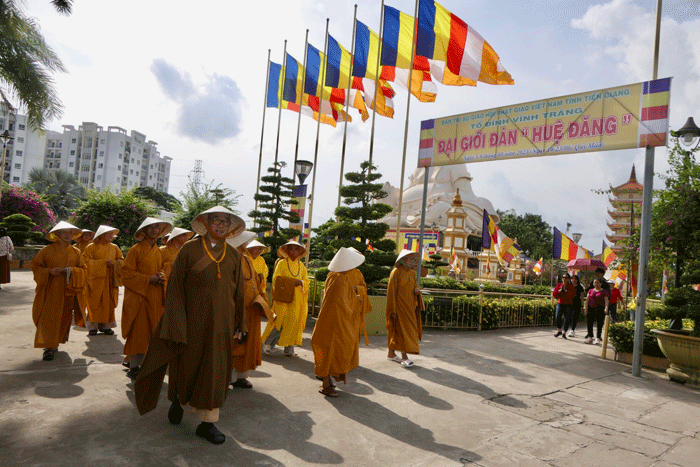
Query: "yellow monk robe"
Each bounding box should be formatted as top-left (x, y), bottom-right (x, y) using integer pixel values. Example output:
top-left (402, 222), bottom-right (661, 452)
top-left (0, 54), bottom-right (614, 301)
top-left (311, 270), bottom-right (364, 383)
top-left (386, 264), bottom-right (422, 355)
top-left (234, 252), bottom-right (269, 372)
top-left (252, 255), bottom-right (269, 282)
top-left (159, 242), bottom-right (181, 291)
top-left (31, 243), bottom-right (87, 349)
top-left (83, 242), bottom-right (124, 327)
top-left (261, 257), bottom-right (309, 347)
top-left (121, 240), bottom-right (164, 357)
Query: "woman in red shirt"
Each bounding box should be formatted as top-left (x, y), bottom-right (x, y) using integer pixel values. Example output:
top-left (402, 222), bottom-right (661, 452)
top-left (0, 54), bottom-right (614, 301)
top-left (584, 278), bottom-right (610, 345)
top-left (608, 282), bottom-right (625, 322)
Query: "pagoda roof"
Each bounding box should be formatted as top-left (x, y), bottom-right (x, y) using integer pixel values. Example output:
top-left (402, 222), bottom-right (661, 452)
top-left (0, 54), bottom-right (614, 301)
top-left (607, 208), bottom-right (634, 218)
top-left (606, 232), bottom-right (629, 243)
top-left (607, 221), bottom-right (633, 231)
top-left (608, 197), bottom-right (642, 208)
top-left (610, 165), bottom-right (644, 193)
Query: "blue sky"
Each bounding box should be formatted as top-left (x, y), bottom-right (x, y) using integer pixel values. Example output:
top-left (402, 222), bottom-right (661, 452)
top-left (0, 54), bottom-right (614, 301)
top-left (27, 0), bottom-right (700, 255)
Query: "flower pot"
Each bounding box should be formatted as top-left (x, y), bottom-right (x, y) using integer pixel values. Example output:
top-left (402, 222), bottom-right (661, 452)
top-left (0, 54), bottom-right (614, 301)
top-left (651, 329), bottom-right (700, 388)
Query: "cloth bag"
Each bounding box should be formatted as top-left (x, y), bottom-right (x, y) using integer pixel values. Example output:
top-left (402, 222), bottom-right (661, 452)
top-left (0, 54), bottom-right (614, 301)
top-left (273, 276), bottom-right (296, 303)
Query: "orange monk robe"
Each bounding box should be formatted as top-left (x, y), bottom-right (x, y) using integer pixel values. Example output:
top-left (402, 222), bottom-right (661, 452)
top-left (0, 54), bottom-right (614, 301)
top-left (31, 243), bottom-right (87, 349)
top-left (233, 252), bottom-right (269, 373)
top-left (159, 242), bottom-right (182, 291)
top-left (261, 257), bottom-right (310, 347)
top-left (83, 242), bottom-right (124, 327)
top-left (311, 270), bottom-right (364, 383)
top-left (74, 238), bottom-right (93, 326)
top-left (252, 255), bottom-right (269, 282)
top-left (121, 241), bottom-right (164, 357)
top-left (386, 264), bottom-right (422, 354)
top-left (346, 268), bottom-right (372, 344)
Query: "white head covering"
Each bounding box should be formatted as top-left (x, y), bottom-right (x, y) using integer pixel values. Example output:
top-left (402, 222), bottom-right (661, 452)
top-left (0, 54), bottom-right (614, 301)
top-left (278, 240), bottom-right (307, 258)
top-left (165, 227), bottom-right (194, 244)
top-left (246, 239), bottom-right (270, 254)
top-left (134, 217), bottom-right (172, 241)
top-left (328, 247), bottom-right (366, 272)
top-left (94, 225), bottom-right (119, 240)
top-left (46, 221), bottom-right (82, 242)
top-left (395, 249), bottom-right (418, 265)
top-left (191, 206), bottom-right (245, 239)
top-left (226, 230), bottom-right (256, 249)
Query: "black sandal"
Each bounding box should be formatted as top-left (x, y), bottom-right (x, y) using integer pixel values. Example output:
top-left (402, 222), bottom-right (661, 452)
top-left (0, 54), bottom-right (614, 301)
top-left (196, 422), bottom-right (226, 444)
top-left (231, 379), bottom-right (253, 389)
top-left (42, 349), bottom-right (55, 361)
top-left (88, 330), bottom-right (98, 336)
top-left (100, 329), bottom-right (115, 335)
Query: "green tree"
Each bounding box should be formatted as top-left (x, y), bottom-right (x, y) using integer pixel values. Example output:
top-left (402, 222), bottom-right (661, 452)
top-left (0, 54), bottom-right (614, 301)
top-left (133, 186), bottom-right (182, 212)
top-left (173, 177), bottom-right (240, 230)
top-left (495, 209), bottom-right (553, 261)
top-left (248, 162), bottom-right (300, 275)
top-left (0, 1), bottom-right (72, 130)
top-left (320, 161), bottom-right (396, 284)
top-left (0, 182), bottom-right (54, 232)
top-left (424, 253), bottom-right (449, 276)
top-left (26, 168), bottom-right (86, 218)
top-left (0, 213), bottom-right (41, 246)
top-left (71, 189), bottom-right (157, 251)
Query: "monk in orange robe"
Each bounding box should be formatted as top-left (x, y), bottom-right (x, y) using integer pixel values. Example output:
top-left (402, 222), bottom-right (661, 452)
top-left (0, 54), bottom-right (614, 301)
top-left (312, 247), bottom-right (367, 397)
top-left (246, 239), bottom-right (270, 283)
top-left (386, 250), bottom-right (422, 368)
top-left (159, 227), bottom-right (193, 290)
top-left (121, 217), bottom-right (172, 379)
top-left (72, 229), bottom-right (94, 328)
top-left (83, 225), bottom-right (124, 336)
top-left (31, 222), bottom-right (87, 361)
top-left (228, 231), bottom-right (270, 389)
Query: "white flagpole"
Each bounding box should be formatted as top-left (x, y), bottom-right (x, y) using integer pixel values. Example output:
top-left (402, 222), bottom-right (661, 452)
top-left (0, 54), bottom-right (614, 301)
top-left (254, 49), bottom-right (272, 224)
top-left (274, 40), bottom-right (288, 165)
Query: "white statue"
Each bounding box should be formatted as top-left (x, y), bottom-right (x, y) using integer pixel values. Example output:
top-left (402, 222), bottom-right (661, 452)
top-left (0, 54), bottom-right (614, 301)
top-left (379, 165), bottom-right (498, 231)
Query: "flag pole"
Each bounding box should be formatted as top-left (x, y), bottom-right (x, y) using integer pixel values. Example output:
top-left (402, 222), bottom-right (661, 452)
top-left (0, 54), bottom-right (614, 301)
top-left (254, 49), bottom-right (272, 225)
top-left (416, 166), bottom-right (429, 281)
top-left (336, 5), bottom-right (359, 213)
top-left (292, 30), bottom-right (310, 181)
top-left (394, 0), bottom-right (420, 253)
top-left (304, 18), bottom-right (330, 268)
top-left (274, 40), bottom-right (288, 165)
top-left (367, 0), bottom-right (386, 171)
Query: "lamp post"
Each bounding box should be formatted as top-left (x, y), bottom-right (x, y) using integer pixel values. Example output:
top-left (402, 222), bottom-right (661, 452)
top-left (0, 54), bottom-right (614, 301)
top-left (294, 160), bottom-right (313, 185)
top-left (572, 233), bottom-right (582, 244)
top-left (293, 160), bottom-right (313, 246)
top-left (0, 129), bottom-right (13, 203)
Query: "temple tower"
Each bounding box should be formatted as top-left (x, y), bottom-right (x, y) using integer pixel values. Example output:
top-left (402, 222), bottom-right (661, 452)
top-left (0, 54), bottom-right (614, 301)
top-left (606, 165), bottom-right (643, 255)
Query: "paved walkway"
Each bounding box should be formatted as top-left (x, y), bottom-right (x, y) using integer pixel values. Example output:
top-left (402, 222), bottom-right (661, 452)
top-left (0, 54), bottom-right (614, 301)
top-left (1, 270), bottom-right (698, 466)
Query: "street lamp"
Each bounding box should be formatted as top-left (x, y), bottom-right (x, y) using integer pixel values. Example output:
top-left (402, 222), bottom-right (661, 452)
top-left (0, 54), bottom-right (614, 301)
top-left (572, 233), bottom-right (582, 244)
top-left (294, 159), bottom-right (313, 185)
top-left (0, 129), bottom-right (13, 191)
top-left (672, 117), bottom-right (700, 149)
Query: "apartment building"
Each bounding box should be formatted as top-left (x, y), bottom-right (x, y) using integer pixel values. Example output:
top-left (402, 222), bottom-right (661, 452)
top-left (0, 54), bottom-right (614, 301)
top-left (1, 109), bottom-right (171, 194)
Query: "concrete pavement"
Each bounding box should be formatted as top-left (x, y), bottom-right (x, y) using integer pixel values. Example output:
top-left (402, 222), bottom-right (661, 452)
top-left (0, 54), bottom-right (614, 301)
top-left (1, 270), bottom-right (698, 466)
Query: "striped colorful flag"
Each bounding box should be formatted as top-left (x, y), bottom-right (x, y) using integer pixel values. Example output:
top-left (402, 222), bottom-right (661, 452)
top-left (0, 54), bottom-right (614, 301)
top-left (326, 35), bottom-right (353, 89)
top-left (638, 77), bottom-right (670, 147)
top-left (415, 0), bottom-right (514, 87)
top-left (366, 238), bottom-right (374, 252)
top-left (419, 119), bottom-right (434, 167)
top-left (381, 4), bottom-right (438, 102)
top-left (605, 268), bottom-right (627, 287)
top-left (482, 209), bottom-right (521, 266)
top-left (552, 227), bottom-right (591, 261)
top-left (354, 19), bottom-right (382, 81)
top-left (602, 241), bottom-right (617, 267)
top-left (532, 257), bottom-right (543, 276)
top-left (303, 43), bottom-right (354, 125)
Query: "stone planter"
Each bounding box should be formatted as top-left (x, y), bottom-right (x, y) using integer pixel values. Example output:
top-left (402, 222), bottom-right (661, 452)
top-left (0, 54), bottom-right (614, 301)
top-left (614, 351), bottom-right (670, 371)
top-left (651, 329), bottom-right (700, 388)
top-left (9, 246), bottom-right (42, 270)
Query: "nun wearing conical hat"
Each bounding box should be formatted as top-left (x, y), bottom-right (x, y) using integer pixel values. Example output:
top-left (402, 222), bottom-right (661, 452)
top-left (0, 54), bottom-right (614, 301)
top-left (386, 249), bottom-right (422, 368)
top-left (311, 247), bottom-right (367, 397)
top-left (121, 217), bottom-right (172, 379)
top-left (82, 225), bottom-right (123, 336)
top-left (261, 240), bottom-right (310, 357)
top-left (75, 229), bottom-right (95, 254)
top-left (245, 239), bottom-right (270, 283)
top-left (30, 221), bottom-right (87, 362)
top-left (159, 227), bottom-right (194, 286)
top-left (135, 206), bottom-right (247, 445)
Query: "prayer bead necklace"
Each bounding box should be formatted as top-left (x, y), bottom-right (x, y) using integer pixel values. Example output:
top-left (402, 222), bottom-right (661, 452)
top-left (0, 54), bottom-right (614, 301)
top-left (286, 258), bottom-right (301, 277)
top-left (202, 237), bottom-right (226, 279)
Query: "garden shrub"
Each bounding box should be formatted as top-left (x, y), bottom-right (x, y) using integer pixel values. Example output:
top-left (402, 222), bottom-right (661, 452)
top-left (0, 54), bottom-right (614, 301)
top-left (608, 319), bottom-right (694, 358)
top-left (0, 184), bottom-right (55, 234)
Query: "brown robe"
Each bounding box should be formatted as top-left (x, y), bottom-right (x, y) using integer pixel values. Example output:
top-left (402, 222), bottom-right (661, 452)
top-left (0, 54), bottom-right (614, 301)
top-left (159, 242), bottom-right (182, 291)
top-left (311, 270), bottom-right (364, 383)
top-left (233, 252), bottom-right (268, 373)
top-left (31, 243), bottom-right (87, 348)
top-left (386, 264), bottom-right (422, 354)
top-left (83, 242), bottom-right (124, 325)
top-left (121, 241), bottom-right (164, 357)
top-left (135, 237), bottom-right (246, 415)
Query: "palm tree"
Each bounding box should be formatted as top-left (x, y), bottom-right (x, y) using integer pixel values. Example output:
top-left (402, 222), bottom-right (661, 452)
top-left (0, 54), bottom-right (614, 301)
top-left (0, 1), bottom-right (72, 130)
top-left (27, 168), bottom-right (85, 218)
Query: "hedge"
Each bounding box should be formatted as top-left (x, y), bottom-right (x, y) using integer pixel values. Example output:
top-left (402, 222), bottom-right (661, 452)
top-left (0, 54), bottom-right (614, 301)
top-left (608, 319), bottom-right (694, 358)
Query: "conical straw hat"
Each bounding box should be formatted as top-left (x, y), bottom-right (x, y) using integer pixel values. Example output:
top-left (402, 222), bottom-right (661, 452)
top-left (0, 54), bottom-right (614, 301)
top-left (94, 225), bottom-right (119, 239)
top-left (277, 240), bottom-right (307, 258)
top-left (328, 247), bottom-right (366, 272)
top-left (134, 217), bottom-right (173, 241)
top-left (191, 206), bottom-right (245, 238)
top-left (395, 249), bottom-right (418, 265)
top-left (80, 229), bottom-right (95, 241)
top-left (246, 239), bottom-right (270, 254)
top-left (226, 230), bottom-right (256, 249)
top-left (165, 227), bottom-right (194, 243)
top-left (46, 221), bottom-right (82, 242)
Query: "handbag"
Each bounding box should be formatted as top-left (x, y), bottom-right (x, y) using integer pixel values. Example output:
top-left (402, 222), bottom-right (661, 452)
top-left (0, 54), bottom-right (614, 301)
top-left (273, 276), bottom-right (297, 303)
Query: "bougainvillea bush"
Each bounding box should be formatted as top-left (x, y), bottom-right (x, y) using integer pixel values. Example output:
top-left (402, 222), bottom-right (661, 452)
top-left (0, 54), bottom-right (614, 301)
top-left (0, 183), bottom-right (55, 233)
top-left (71, 189), bottom-right (157, 251)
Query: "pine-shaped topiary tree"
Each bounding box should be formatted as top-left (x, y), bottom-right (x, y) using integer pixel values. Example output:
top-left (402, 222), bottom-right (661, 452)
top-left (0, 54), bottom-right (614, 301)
top-left (248, 161), bottom-right (300, 277)
top-left (320, 161), bottom-right (396, 284)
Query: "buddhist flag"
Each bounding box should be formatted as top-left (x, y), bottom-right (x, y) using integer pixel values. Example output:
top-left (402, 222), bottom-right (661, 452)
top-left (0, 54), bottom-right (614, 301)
top-left (532, 257), bottom-right (543, 276)
top-left (381, 4), bottom-right (438, 102)
top-left (366, 238), bottom-right (374, 252)
top-left (482, 209), bottom-right (521, 266)
top-left (422, 244), bottom-right (431, 262)
top-left (303, 43), bottom-right (353, 125)
top-left (602, 241), bottom-right (617, 267)
top-left (326, 35), bottom-right (353, 89)
top-left (639, 77), bottom-right (670, 147)
top-left (415, 0), bottom-right (513, 86)
top-left (552, 227), bottom-right (591, 261)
